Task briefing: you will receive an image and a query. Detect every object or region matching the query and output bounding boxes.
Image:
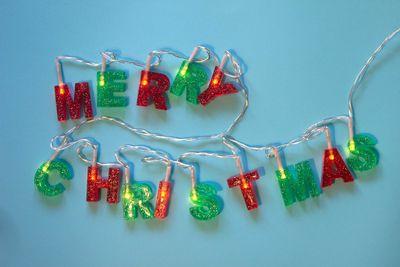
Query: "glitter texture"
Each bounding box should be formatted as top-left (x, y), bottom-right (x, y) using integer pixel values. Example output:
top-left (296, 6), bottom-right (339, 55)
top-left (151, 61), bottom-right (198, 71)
top-left (169, 61), bottom-right (208, 104)
top-left (34, 160), bottom-right (73, 196)
top-left (198, 67), bottom-right (238, 106)
top-left (137, 70), bottom-right (170, 110)
top-left (275, 161), bottom-right (321, 207)
top-left (347, 134), bottom-right (379, 171)
top-left (227, 170), bottom-right (260, 210)
top-left (86, 166), bottom-right (121, 203)
top-left (189, 183), bottom-right (222, 220)
top-left (97, 71), bottom-right (128, 107)
top-left (54, 82), bottom-right (93, 122)
top-left (295, 161), bottom-right (321, 198)
top-left (321, 148), bottom-right (354, 188)
top-left (122, 184), bottom-right (154, 220)
top-left (154, 181), bottom-right (171, 219)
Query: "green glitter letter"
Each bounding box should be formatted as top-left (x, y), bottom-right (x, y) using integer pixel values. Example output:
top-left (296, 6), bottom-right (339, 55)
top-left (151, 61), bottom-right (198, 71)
top-left (122, 184), bottom-right (154, 220)
top-left (170, 61), bottom-right (208, 104)
top-left (275, 161), bottom-right (321, 207)
top-left (189, 183), bottom-right (222, 220)
top-left (34, 160), bottom-right (73, 196)
top-left (97, 71), bottom-right (128, 107)
top-left (347, 134), bottom-right (379, 171)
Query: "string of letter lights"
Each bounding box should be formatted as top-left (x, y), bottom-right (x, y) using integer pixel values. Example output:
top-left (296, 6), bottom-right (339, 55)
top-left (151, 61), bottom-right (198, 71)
top-left (35, 27), bottom-right (399, 222)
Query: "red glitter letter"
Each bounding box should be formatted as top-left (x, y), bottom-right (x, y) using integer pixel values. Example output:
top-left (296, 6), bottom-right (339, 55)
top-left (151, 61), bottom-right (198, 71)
top-left (86, 166), bottom-right (121, 203)
top-left (154, 181), bottom-right (172, 219)
top-left (321, 148), bottom-right (354, 188)
top-left (197, 67), bottom-right (238, 106)
top-left (137, 70), bottom-right (170, 110)
top-left (54, 82), bottom-right (94, 122)
top-left (227, 170), bottom-right (260, 210)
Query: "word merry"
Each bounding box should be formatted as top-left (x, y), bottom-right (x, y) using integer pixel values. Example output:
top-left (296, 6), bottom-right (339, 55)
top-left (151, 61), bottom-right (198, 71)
top-left (54, 61), bottom-right (238, 122)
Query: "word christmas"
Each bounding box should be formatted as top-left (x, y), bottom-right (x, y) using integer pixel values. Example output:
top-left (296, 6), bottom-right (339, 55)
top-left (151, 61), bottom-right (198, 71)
top-left (34, 133), bottom-right (379, 221)
top-left (34, 25), bottom-right (399, 223)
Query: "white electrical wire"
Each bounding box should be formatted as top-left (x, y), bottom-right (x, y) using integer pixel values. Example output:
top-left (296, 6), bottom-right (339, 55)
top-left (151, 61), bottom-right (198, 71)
top-left (46, 28), bottom-right (400, 181)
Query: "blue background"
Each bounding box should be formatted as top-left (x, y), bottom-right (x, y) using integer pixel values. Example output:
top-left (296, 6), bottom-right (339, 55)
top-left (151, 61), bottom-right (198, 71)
top-left (1, 1), bottom-right (400, 266)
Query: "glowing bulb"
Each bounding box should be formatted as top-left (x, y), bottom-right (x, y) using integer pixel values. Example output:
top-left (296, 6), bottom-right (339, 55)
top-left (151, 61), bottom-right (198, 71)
top-left (329, 154), bottom-right (335, 160)
top-left (59, 87), bottom-right (65, 95)
top-left (180, 64), bottom-right (188, 76)
top-left (90, 169), bottom-right (97, 180)
top-left (160, 191), bottom-right (166, 198)
top-left (99, 75), bottom-right (105, 86)
top-left (141, 79), bottom-right (148, 86)
top-left (240, 177), bottom-right (250, 189)
top-left (349, 140), bottom-right (356, 152)
top-left (212, 78), bottom-right (219, 85)
top-left (279, 169), bottom-right (286, 179)
top-left (41, 162), bottom-right (50, 173)
top-left (191, 190), bottom-right (198, 201)
top-left (124, 187), bottom-right (131, 199)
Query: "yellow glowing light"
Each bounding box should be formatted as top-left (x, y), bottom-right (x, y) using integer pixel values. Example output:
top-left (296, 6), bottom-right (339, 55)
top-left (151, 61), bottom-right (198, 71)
top-left (99, 75), bottom-right (105, 86)
top-left (329, 154), bottom-right (335, 160)
top-left (279, 169), bottom-right (286, 179)
top-left (180, 65), bottom-right (188, 76)
top-left (124, 192), bottom-right (131, 199)
top-left (42, 162), bottom-right (50, 173)
top-left (59, 88), bottom-right (65, 95)
top-left (349, 140), bottom-right (356, 152)
top-left (191, 190), bottom-right (198, 201)
top-left (212, 78), bottom-right (219, 85)
top-left (160, 191), bottom-right (166, 198)
top-left (141, 79), bottom-right (148, 86)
